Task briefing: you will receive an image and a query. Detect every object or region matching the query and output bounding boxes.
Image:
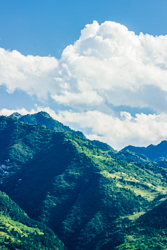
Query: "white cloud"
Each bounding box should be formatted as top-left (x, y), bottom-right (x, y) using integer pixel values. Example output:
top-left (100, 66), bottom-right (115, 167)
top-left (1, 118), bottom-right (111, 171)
top-left (0, 48), bottom-right (59, 99)
top-left (1, 21), bottom-right (167, 112)
top-left (51, 89), bottom-right (103, 106)
top-left (57, 21), bottom-right (167, 111)
top-left (55, 110), bottom-right (167, 149)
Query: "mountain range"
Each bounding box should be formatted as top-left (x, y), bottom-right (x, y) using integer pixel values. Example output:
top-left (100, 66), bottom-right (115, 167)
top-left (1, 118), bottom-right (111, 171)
top-left (123, 141), bottom-right (167, 161)
top-left (1, 112), bottom-right (167, 249)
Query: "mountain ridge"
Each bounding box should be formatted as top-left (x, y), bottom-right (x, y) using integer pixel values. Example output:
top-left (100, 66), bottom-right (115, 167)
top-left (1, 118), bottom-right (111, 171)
top-left (1, 115), bottom-right (167, 249)
top-left (9, 111), bottom-right (118, 154)
top-left (123, 140), bottom-right (167, 161)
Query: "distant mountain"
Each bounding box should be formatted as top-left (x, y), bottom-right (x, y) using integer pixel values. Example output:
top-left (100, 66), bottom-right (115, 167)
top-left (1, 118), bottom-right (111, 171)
top-left (0, 191), bottom-right (66, 250)
top-left (123, 140), bottom-right (167, 161)
top-left (109, 149), bottom-right (150, 164)
top-left (1, 115), bottom-right (167, 249)
top-left (10, 112), bottom-right (23, 120)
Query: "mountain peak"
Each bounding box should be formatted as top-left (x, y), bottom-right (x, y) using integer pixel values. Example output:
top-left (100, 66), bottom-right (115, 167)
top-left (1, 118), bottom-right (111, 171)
top-left (36, 111), bottom-right (51, 118)
top-left (10, 112), bottom-right (23, 119)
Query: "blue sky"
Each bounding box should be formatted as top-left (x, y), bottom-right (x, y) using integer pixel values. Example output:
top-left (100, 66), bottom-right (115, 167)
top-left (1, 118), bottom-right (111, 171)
top-left (0, 0), bottom-right (167, 149)
top-left (1, 0), bottom-right (167, 57)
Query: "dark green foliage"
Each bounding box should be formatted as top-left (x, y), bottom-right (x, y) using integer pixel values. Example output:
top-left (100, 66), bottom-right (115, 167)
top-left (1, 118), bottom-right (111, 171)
top-left (1, 115), bottom-right (167, 249)
top-left (113, 199), bottom-right (167, 250)
top-left (0, 191), bottom-right (66, 250)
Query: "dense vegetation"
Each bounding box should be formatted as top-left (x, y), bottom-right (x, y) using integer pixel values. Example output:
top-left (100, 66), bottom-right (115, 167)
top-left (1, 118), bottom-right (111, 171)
top-left (10, 111), bottom-right (86, 138)
top-left (0, 191), bottom-right (66, 250)
top-left (112, 198), bottom-right (167, 250)
top-left (1, 113), bottom-right (167, 249)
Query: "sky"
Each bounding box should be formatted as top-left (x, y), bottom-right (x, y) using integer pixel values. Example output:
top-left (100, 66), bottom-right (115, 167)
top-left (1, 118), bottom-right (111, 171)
top-left (0, 0), bottom-right (167, 150)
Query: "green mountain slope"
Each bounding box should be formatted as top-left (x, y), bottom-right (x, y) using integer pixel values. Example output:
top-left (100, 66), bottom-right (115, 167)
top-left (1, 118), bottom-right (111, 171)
top-left (109, 150), bottom-right (150, 164)
top-left (11, 111), bottom-right (167, 164)
top-left (9, 111), bottom-right (151, 165)
top-left (89, 139), bottom-right (117, 154)
top-left (0, 191), bottom-right (66, 250)
top-left (1, 116), bottom-right (167, 249)
top-left (10, 111), bottom-right (86, 139)
top-left (113, 198), bottom-right (167, 250)
top-left (10, 112), bottom-right (157, 165)
top-left (10, 111), bottom-right (118, 153)
top-left (123, 141), bottom-right (167, 161)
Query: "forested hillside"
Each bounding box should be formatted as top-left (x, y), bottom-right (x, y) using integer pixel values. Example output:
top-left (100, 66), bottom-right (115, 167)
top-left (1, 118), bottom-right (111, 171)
top-left (113, 198), bottom-right (167, 250)
top-left (0, 114), bottom-right (167, 249)
top-left (0, 191), bottom-right (66, 250)
top-left (10, 111), bottom-right (116, 152)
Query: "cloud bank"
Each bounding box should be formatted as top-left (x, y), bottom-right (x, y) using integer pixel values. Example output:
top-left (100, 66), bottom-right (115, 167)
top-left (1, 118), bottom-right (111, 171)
top-left (1, 21), bottom-right (167, 149)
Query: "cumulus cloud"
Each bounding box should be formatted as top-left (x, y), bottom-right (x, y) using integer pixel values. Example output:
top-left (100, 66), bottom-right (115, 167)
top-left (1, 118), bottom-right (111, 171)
top-left (1, 107), bottom-right (167, 150)
top-left (1, 21), bottom-right (167, 112)
top-left (56, 20), bottom-right (167, 111)
top-left (0, 48), bottom-right (59, 99)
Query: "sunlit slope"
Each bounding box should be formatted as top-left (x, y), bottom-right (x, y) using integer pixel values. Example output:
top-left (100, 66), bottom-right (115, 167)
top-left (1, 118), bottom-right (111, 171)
top-left (0, 191), bottom-right (66, 250)
top-left (1, 116), bottom-right (167, 249)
